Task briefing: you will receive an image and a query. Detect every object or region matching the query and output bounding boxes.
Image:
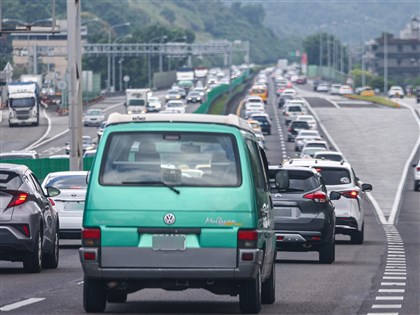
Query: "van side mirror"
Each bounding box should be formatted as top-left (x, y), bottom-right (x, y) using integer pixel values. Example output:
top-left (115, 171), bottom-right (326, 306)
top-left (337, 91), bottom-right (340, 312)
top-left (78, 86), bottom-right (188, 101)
top-left (329, 191), bottom-right (341, 200)
top-left (361, 183), bottom-right (372, 192)
top-left (86, 171), bottom-right (90, 185)
top-left (275, 170), bottom-right (289, 190)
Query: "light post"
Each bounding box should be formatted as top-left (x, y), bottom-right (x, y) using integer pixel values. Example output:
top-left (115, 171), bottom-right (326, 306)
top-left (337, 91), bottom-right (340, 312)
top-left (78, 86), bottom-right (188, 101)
top-left (148, 35), bottom-right (167, 88)
top-left (112, 34), bottom-right (131, 92)
top-left (107, 22), bottom-right (130, 92)
top-left (118, 58), bottom-right (124, 92)
top-left (158, 35), bottom-right (168, 73)
top-left (384, 32), bottom-right (388, 94)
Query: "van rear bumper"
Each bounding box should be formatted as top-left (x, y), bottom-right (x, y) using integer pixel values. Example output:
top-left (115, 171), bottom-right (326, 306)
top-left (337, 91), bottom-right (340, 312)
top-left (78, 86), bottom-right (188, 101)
top-left (79, 248), bottom-right (262, 280)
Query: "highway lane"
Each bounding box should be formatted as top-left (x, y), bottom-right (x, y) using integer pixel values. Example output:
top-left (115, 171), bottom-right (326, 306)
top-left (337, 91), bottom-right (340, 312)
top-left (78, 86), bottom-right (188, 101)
top-left (0, 81), bottom-right (391, 315)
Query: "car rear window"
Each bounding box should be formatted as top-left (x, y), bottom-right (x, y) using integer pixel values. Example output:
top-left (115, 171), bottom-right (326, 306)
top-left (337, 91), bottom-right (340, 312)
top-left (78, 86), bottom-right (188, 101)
top-left (0, 171), bottom-right (23, 190)
top-left (288, 106), bottom-right (302, 112)
top-left (100, 132), bottom-right (241, 187)
top-left (291, 121), bottom-right (309, 129)
top-left (315, 154), bottom-right (343, 162)
top-left (269, 169), bottom-right (319, 193)
top-left (45, 175), bottom-right (87, 189)
top-left (315, 167), bottom-right (351, 185)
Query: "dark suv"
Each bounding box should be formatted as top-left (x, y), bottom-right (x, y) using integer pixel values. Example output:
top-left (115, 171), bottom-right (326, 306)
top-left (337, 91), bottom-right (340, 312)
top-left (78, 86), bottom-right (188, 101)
top-left (268, 165), bottom-right (341, 264)
top-left (287, 120), bottom-right (310, 142)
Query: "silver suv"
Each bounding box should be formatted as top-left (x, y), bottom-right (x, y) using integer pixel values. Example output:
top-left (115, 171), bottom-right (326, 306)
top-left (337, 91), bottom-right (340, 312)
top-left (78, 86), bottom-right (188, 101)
top-left (282, 158), bottom-right (372, 244)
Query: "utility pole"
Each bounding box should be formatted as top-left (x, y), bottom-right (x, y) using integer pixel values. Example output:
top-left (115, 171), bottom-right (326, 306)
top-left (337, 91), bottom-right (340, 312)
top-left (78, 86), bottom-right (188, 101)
top-left (67, 0), bottom-right (83, 171)
top-left (384, 32), bottom-right (388, 94)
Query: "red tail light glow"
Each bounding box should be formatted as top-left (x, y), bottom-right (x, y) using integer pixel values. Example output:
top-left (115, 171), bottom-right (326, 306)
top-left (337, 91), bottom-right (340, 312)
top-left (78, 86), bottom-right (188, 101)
top-left (303, 191), bottom-right (327, 203)
top-left (48, 198), bottom-right (56, 206)
top-left (7, 192), bottom-right (28, 208)
top-left (238, 230), bottom-right (258, 248)
top-left (416, 167), bottom-right (420, 171)
top-left (82, 228), bottom-right (101, 247)
top-left (341, 190), bottom-right (359, 199)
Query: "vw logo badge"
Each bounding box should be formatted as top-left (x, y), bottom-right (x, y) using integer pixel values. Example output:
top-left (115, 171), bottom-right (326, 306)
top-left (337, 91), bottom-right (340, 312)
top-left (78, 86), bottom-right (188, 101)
top-left (163, 213), bottom-right (176, 225)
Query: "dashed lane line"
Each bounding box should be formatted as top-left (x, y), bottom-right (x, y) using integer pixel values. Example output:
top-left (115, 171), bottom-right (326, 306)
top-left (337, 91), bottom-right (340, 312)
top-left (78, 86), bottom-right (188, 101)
top-left (0, 298), bottom-right (45, 312)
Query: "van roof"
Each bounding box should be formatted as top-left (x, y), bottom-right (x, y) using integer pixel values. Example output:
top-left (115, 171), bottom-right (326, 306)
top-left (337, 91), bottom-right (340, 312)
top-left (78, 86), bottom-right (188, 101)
top-left (106, 113), bottom-right (254, 133)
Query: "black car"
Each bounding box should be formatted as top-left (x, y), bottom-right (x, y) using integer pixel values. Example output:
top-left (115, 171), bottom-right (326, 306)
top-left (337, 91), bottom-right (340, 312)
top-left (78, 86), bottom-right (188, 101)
top-left (287, 120), bottom-right (310, 142)
top-left (0, 163), bottom-right (61, 273)
top-left (186, 91), bottom-right (203, 104)
top-left (278, 94), bottom-right (294, 108)
top-left (250, 114), bottom-right (272, 135)
top-left (268, 165), bottom-right (341, 264)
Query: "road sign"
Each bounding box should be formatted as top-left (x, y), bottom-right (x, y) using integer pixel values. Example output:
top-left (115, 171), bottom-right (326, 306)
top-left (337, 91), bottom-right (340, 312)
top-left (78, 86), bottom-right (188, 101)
top-left (3, 62), bottom-right (13, 73)
top-left (123, 75), bottom-right (130, 82)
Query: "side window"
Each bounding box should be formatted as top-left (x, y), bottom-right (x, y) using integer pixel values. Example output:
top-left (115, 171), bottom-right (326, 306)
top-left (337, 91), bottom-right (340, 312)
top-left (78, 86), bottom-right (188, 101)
top-left (29, 173), bottom-right (43, 194)
top-left (246, 140), bottom-right (267, 191)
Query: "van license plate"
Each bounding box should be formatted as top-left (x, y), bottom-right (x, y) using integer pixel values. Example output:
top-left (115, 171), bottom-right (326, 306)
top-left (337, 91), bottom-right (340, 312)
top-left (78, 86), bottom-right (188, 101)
top-left (152, 235), bottom-right (186, 251)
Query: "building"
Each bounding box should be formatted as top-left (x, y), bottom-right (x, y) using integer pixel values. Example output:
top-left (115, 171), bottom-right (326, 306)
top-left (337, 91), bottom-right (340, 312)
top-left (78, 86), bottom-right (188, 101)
top-left (10, 20), bottom-right (87, 82)
top-left (367, 16), bottom-right (420, 80)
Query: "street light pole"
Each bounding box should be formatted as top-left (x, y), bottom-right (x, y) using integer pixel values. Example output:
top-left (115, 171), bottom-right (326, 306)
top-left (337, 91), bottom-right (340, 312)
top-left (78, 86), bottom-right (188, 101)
top-left (118, 58), bottom-right (124, 92)
top-left (112, 34), bottom-right (132, 93)
top-left (384, 32), bottom-right (388, 94)
top-left (148, 35), bottom-right (167, 88)
top-left (159, 35), bottom-right (167, 73)
top-left (107, 22), bottom-right (130, 93)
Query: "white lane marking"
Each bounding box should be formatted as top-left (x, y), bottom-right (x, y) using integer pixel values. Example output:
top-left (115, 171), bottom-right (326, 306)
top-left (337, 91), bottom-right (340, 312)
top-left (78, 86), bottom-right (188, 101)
top-left (385, 273), bottom-right (407, 275)
top-left (24, 108), bottom-right (51, 151)
top-left (379, 289), bottom-right (405, 293)
top-left (367, 313), bottom-right (399, 315)
top-left (381, 282), bottom-right (406, 286)
top-left (372, 305), bottom-right (402, 309)
top-left (25, 101), bottom-right (124, 150)
top-left (0, 298), bottom-right (45, 311)
top-left (375, 296), bottom-right (404, 301)
top-left (383, 277), bottom-right (406, 280)
top-left (387, 101), bottom-right (420, 224)
top-left (77, 280), bottom-right (84, 285)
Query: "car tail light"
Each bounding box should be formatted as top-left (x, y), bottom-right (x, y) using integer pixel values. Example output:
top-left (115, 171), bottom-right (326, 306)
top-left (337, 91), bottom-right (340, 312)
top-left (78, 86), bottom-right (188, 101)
top-left (84, 252), bottom-right (96, 260)
top-left (311, 236), bottom-right (321, 241)
top-left (416, 167), bottom-right (420, 171)
top-left (7, 192), bottom-right (29, 208)
top-left (303, 191), bottom-right (327, 203)
top-left (238, 230), bottom-right (258, 248)
top-left (288, 128), bottom-right (292, 132)
top-left (82, 228), bottom-right (101, 247)
top-left (341, 190), bottom-right (359, 199)
top-left (48, 198), bottom-right (56, 206)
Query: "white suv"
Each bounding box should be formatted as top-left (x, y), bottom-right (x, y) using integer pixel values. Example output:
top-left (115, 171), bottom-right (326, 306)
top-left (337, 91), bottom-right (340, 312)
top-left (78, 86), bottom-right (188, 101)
top-left (413, 161), bottom-right (420, 191)
top-left (388, 86), bottom-right (404, 98)
top-left (282, 158), bottom-right (372, 244)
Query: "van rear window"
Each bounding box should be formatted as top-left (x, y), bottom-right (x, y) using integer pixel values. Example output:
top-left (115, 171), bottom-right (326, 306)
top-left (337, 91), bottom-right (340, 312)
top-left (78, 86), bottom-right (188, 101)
top-left (99, 132), bottom-right (241, 187)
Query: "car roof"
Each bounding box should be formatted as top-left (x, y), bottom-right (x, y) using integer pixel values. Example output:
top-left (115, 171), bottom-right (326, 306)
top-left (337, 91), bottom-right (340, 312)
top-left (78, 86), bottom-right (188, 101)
top-left (283, 158), bottom-right (351, 169)
top-left (269, 164), bottom-right (319, 174)
top-left (106, 112), bottom-right (254, 133)
top-left (0, 163), bottom-right (29, 173)
top-left (314, 150), bottom-right (343, 156)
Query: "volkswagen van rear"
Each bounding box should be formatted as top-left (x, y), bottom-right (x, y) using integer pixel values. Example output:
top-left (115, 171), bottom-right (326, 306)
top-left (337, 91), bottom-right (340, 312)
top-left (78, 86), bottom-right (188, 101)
top-left (80, 113), bottom-right (276, 313)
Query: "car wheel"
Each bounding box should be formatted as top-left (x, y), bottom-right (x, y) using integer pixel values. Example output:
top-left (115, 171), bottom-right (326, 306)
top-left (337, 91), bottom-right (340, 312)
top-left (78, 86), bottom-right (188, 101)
top-left (319, 235), bottom-right (335, 264)
top-left (23, 229), bottom-right (42, 273)
top-left (43, 227), bottom-right (59, 269)
top-left (239, 270), bottom-right (262, 314)
top-left (83, 277), bottom-right (106, 313)
top-left (107, 290), bottom-right (128, 303)
top-left (414, 181), bottom-right (420, 191)
top-left (261, 263), bottom-right (276, 304)
top-left (287, 137), bottom-right (291, 142)
top-left (350, 223), bottom-right (364, 244)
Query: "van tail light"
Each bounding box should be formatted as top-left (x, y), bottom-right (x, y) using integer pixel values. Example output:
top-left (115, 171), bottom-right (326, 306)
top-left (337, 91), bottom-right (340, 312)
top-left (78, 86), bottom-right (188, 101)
top-left (341, 190), bottom-right (359, 199)
top-left (303, 191), bottom-right (327, 203)
top-left (7, 192), bottom-right (29, 208)
top-left (238, 230), bottom-right (258, 248)
top-left (82, 228), bottom-right (101, 247)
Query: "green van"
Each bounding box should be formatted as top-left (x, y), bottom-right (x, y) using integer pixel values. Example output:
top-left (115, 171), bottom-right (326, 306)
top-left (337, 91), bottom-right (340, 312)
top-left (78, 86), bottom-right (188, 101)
top-left (79, 113), bottom-right (276, 314)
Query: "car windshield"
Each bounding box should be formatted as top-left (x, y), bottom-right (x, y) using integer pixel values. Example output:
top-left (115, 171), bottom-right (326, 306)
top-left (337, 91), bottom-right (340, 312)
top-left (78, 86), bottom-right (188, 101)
top-left (291, 121), bottom-right (309, 128)
top-left (0, 171), bottom-right (22, 190)
top-left (167, 102), bottom-right (183, 107)
top-left (306, 142), bottom-right (326, 148)
top-left (45, 175), bottom-right (87, 189)
top-left (0, 154), bottom-right (35, 160)
top-left (128, 99), bottom-right (145, 106)
top-left (100, 132), bottom-right (241, 187)
top-left (87, 110), bottom-right (102, 115)
top-left (315, 167), bottom-right (351, 185)
top-left (10, 98), bottom-right (35, 108)
top-left (288, 106), bottom-right (302, 112)
top-left (299, 131), bottom-right (319, 137)
top-left (302, 147), bottom-right (326, 156)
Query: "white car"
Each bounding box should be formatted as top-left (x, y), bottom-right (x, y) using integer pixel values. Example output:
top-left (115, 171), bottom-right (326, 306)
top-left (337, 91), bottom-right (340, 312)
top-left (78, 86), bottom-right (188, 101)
top-left (245, 103), bottom-right (265, 117)
top-left (316, 83), bottom-right (330, 92)
top-left (329, 84), bottom-right (341, 95)
top-left (388, 86), bottom-right (405, 98)
top-left (339, 85), bottom-right (353, 95)
top-left (283, 104), bottom-right (306, 124)
top-left (282, 88), bottom-right (297, 97)
top-left (295, 130), bottom-right (322, 151)
top-left (164, 100), bottom-right (186, 114)
top-left (146, 96), bottom-right (162, 112)
top-left (83, 108), bottom-right (105, 127)
top-left (295, 115), bottom-right (317, 129)
top-left (299, 147), bottom-right (326, 158)
top-left (302, 140), bottom-right (329, 152)
top-left (41, 171), bottom-right (88, 239)
top-left (413, 161), bottom-right (420, 191)
top-left (283, 159), bottom-right (373, 244)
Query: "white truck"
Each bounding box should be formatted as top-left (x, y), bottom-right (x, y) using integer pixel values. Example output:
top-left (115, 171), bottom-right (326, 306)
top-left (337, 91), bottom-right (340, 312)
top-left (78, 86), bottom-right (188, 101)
top-left (7, 82), bottom-right (40, 127)
top-left (277, 59), bottom-right (288, 71)
top-left (124, 88), bottom-right (151, 114)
